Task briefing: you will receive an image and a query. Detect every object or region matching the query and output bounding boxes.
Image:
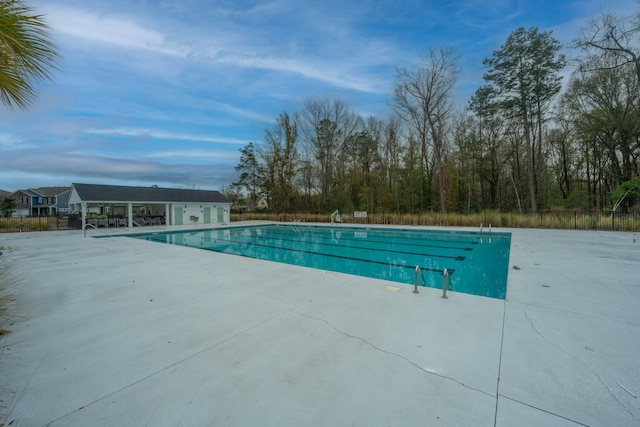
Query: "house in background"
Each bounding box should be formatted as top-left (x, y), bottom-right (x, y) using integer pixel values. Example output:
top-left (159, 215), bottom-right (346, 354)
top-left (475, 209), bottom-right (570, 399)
top-left (256, 197), bottom-right (268, 210)
top-left (67, 183), bottom-right (231, 229)
top-left (236, 196), bottom-right (268, 212)
top-left (8, 187), bottom-right (70, 217)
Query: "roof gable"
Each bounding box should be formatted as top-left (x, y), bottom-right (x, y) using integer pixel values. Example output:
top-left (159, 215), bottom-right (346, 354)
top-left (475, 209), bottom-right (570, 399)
top-left (34, 187), bottom-right (71, 196)
top-left (10, 190), bottom-right (34, 198)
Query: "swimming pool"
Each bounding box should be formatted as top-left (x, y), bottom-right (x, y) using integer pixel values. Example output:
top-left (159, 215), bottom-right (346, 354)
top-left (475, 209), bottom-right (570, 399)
top-left (127, 224), bottom-right (511, 299)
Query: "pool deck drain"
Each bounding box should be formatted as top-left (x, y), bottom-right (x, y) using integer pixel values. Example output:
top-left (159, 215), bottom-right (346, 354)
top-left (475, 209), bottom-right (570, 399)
top-left (0, 223), bottom-right (638, 426)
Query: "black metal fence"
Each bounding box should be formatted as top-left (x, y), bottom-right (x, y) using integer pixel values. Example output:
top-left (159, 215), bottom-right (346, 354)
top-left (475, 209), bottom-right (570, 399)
top-left (1, 211), bottom-right (639, 233)
top-left (504, 210), bottom-right (640, 232)
top-left (0, 216), bottom-right (78, 233)
top-left (231, 210), bottom-right (640, 232)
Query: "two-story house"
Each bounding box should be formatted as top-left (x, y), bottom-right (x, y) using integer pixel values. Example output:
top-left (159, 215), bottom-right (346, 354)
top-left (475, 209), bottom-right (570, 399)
top-left (8, 187), bottom-right (71, 217)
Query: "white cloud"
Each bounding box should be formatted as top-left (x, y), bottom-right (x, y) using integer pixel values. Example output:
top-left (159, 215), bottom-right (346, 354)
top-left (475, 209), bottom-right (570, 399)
top-left (0, 133), bottom-right (33, 150)
top-left (85, 128), bottom-right (247, 145)
top-left (205, 101), bottom-right (274, 124)
top-left (217, 53), bottom-right (388, 94)
top-left (0, 149), bottom-right (237, 188)
top-left (144, 150), bottom-right (239, 161)
top-left (41, 4), bottom-right (392, 94)
top-left (44, 6), bottom-right (188, 57)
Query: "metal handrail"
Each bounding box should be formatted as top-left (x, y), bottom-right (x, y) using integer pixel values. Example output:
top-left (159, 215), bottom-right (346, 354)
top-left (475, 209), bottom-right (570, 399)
top-left (441, 268), bottom-right (453, 299)
top-left (84, 223), bottom-right (114, 238)
top-left (413, 265), bottom-right (427, 294)
top-left (413, 266), bottom-right (452, 299)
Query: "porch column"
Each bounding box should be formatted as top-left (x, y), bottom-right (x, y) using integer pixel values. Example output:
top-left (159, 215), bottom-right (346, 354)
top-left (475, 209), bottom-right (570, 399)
top-left (165, 203), bottom-right (170, 226)
top-left (128, 203), bottom-right (133, 228)
top-left (81, 202), bottom-right (87, 230)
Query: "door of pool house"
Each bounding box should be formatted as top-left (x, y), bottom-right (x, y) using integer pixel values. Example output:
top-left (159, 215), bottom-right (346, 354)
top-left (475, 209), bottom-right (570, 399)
top-left (174, 207), bottom-right (183, 225)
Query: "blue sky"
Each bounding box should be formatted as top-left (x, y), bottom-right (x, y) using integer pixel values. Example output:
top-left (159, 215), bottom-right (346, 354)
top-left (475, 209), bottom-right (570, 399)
top-left (0, 0), bottom-right (636, 192)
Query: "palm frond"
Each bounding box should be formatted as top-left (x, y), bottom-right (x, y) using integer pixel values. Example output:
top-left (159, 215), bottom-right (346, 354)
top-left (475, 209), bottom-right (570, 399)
top-left (0, 0), bottom-right (59, 110)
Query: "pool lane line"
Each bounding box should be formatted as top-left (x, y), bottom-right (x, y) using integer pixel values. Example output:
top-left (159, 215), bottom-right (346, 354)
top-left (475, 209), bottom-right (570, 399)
top-left (254, 235), bottom-right (468, 260)
top-left (129, 225), bottom-right (487, 248)
top-left (249, 229), bottom-right (476, 252)
top-left (199, 234), bottom-right (467, 263)
top-left (144, 233), bottom-right (467, 262)
top-left (226, 228), bottom-right (475, 254)
top-left (260, 225), bottom-right (482, 246)
top-left (138, 232), bottom-right (467, 262)
top-left (271, 223), bottom-right (485, 242)
top-left (202, 239), bottom-right (458, 277)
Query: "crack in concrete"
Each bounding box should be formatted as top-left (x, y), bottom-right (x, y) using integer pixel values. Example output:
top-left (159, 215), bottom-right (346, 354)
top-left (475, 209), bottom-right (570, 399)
top-left (292, 310), bottom-right (493, 398)
top-left (44, 309), bottom-right (293, 426)
top-left (510, 302), bottom-right (640, 424)
top-left (498, 394), bottom-right (589, 426)
top-left (493, 300), bottom-right (507, 427)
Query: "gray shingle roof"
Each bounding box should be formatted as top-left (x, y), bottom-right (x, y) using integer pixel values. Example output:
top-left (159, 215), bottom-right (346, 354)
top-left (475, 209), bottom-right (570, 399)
top-left (72, 183), bottom-right (229, 203)
top-left (34, 187), bottom-right (70, 196)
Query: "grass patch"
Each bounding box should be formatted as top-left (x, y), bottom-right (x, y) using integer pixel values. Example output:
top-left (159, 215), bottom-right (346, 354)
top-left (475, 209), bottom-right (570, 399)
top-left (0, 248), bottom-right (17, 339)
top-left (0, 217), bottom-right (49, 232)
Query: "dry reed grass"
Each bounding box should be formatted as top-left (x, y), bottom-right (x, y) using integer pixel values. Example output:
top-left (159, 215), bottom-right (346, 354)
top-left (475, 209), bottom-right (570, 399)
top-left (0, 246), bottom-right (16, 339)
top-left (231, 210), bottom-right (640, 231)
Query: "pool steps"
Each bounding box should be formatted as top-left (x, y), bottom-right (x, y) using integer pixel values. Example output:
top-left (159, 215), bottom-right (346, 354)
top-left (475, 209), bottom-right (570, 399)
top-left (480, 223), bottom-right (492, 233)
top-left (413, 265), bottom-right (452, 299)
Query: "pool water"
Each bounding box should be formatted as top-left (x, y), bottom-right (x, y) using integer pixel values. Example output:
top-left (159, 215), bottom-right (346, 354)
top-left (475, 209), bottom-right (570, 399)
top-left (128, 224), bottom-right (511, 299)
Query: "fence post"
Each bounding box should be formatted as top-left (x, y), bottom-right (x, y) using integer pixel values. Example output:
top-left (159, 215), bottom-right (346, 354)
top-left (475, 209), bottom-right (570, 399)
top-left (612, 211), bottom-right (615, 231)
top-left (540, 211), bottom-right (543, 228)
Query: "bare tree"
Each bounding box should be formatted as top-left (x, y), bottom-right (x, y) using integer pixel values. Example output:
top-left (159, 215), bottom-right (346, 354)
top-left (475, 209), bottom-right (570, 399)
top-left (383, 115), bottom-right (403, 179)
top-left (561, 53), bottom-right (640, 207)
top-left (300, 99), bottom-right (359, 207)
top-left (575, 4), bottom-right (640, 85)
top-left (394, 47), bottom-right (459, 213)
top-left (260, 112), bottom-right (300, 213)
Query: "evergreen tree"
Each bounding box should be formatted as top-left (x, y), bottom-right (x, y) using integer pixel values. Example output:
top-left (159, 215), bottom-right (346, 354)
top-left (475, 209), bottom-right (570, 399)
top-left (482, 27), bottom-right (566, 211)
top-left (232, 142), bottom-right (261, 209)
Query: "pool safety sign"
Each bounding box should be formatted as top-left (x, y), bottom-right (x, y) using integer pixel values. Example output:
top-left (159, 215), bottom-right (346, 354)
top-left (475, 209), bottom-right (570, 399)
top-left (354, 211), bottom-right (367, 218)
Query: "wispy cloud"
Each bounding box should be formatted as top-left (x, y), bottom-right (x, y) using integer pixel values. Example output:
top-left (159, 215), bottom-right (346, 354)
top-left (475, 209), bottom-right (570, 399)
top-left (44, 6), bottom-right (188, 57)
top-left (85, 128), bottom-right (247, 145)
top-left (42, 2), bottom-right (394, 94)
top-left (144, 149), bottom-right (240, 161)
top-left (0, 149), bottom-right (236, 187)
top-left (0, 132), bottom-right (35, 150)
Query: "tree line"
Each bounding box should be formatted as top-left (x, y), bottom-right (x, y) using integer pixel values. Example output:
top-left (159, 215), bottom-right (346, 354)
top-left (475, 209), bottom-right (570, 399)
top-left (225, 8), bottom-right (640, 215)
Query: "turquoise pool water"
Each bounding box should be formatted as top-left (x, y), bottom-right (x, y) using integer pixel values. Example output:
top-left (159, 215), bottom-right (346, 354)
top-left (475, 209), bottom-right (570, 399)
top-left (127, 224), bottom-right (511, 299)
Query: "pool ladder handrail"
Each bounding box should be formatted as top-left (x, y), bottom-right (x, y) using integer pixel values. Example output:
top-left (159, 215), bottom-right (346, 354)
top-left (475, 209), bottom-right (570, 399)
top-left (441, 268), bottom-right (453, 299)
top-left (413, 266), bottom-right (453, 299)
top-left (480, 223), bottom-right (492, 233)
top-left (413, 265), bottom-right (426, 293)
top-left (84, 223), bottom-right (114, 238)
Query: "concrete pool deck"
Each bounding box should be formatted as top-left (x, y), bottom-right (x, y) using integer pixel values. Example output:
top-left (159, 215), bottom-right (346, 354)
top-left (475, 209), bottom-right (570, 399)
top-left (0, 223), bottom-right (638, 426)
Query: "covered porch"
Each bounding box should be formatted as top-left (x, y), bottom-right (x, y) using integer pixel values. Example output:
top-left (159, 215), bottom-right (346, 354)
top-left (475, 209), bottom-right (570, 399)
top-left (66, 183), bottom-right (232, 231)
top-left (78, 202), bottom-right (171, 229)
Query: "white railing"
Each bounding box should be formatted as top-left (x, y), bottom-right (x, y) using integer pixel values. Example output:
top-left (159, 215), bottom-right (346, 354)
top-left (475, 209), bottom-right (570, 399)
top-left (83, 223), bottom-right (114, 238)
